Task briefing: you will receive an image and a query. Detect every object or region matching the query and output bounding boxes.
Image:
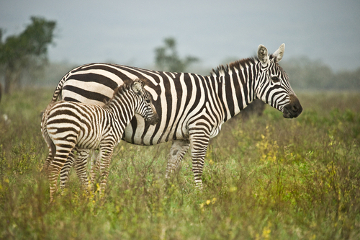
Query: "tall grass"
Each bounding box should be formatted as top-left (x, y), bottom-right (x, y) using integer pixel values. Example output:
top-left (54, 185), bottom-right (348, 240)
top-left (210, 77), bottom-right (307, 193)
top-left (0, 89), bottom-right (359, 239)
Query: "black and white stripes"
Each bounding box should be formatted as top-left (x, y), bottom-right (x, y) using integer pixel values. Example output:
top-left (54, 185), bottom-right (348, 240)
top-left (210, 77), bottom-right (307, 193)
top-left (50, 44), bottom-right (302, 188)
top-left (41, 79), bottom-right (159, 201)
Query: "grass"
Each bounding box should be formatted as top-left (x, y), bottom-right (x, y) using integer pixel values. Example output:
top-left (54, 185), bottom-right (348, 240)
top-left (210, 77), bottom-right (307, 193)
top-left (0, 88), bottom-right (360, 239)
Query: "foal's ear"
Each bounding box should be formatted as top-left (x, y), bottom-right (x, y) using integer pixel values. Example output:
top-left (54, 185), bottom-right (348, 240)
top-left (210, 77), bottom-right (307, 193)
top-left (257, 44), bottom-right (270, 66)
top-left (273, 43), bottom-right (285, 63)
top-left (131, 81), bottom-right (143, 95)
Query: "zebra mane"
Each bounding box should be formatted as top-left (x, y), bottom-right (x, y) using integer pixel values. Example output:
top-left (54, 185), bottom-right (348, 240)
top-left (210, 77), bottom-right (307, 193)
top-left (210, 57), bottom-right (258, 77)
top-left (104, 83), bottom-right (131, 107)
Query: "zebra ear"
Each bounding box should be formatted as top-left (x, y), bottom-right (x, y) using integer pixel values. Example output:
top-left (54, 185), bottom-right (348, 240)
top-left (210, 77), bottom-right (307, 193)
top-left (257, 44), bottom-right (270, 65)
top-left (131, 81), bottom-right (143, 95)
top-left (273, 43), bottom-right (285, 63)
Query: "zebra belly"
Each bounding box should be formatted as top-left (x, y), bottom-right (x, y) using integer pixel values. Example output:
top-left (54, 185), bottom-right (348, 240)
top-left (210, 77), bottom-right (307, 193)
top-left (75, 136), bottom-right (101, 150)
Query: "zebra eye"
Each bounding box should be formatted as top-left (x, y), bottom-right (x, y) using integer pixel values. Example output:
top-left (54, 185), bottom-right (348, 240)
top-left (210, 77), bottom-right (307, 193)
top-left (271, 76), bottom-right (280, 83)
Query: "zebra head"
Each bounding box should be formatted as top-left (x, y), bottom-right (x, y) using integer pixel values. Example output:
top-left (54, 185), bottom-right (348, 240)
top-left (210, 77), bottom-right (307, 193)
top-left (131, 79), bottom-right (159, 125)
top-left (255, 43), bottom-right (302, 118)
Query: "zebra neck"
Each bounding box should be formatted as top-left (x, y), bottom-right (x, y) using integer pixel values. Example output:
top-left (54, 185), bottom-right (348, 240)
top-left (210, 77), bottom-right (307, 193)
top-left (213, 60), bottom-right (259, 122)
top-left (105, 93), bottom-right (134, 125)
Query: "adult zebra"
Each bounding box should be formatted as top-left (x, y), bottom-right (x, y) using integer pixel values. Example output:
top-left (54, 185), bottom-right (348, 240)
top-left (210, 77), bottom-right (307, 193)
top-left (51, 44), bottom-right (302, 188)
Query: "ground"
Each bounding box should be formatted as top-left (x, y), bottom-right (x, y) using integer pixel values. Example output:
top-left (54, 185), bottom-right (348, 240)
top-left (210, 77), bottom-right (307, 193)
top-left (0, 89), bottom-right (359, 239)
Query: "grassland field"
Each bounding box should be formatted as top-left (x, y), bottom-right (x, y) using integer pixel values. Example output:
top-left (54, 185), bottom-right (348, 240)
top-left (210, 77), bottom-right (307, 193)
top-left (0, 88), bottom-right (359, 239)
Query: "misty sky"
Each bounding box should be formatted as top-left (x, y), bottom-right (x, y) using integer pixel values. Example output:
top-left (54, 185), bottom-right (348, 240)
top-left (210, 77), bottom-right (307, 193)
top-left (1, 0), bottom-right (360, 71)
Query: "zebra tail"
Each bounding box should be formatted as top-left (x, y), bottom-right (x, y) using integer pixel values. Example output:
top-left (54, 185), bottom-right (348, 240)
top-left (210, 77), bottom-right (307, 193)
top-left (41, 105), bottom-right (56, 165)
top-left (51, 73), bottom-right (69, 103)
top-left (51, 88), bottom-right (62, 103)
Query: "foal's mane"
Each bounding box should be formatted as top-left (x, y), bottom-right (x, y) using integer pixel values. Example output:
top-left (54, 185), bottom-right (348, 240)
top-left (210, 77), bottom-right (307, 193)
top-left (103, 82), bottom-right (131, 107)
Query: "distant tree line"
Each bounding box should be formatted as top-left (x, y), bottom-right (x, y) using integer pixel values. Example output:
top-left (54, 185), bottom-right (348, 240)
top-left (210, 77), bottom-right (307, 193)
top-left (0, 16), bottom-right (56, 94)
top-left (154, 39), bottom-right (360, 91)
top-left (281, 56), bottom-right (360, 90)
top-left (0, 23), bottom-right (359, 94)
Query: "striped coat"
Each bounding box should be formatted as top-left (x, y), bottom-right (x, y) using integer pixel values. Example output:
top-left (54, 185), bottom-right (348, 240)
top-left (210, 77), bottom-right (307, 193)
top-left (51, 44), bottom-right (302, 188)
top-left (42, 79), bottom-right (158, 201)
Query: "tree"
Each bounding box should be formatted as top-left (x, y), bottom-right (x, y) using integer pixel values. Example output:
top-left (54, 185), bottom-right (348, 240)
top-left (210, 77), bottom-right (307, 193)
top-left (154, 37), bottom-right (199, 72)
top-left (281, 57), bottom-right (360, 90)
top-left (0, 16), bottom-right (56, 93)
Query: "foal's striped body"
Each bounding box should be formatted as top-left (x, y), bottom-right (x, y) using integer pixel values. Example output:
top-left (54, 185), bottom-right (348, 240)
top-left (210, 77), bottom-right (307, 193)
top-left (42, 80), bottom-right (158, 201)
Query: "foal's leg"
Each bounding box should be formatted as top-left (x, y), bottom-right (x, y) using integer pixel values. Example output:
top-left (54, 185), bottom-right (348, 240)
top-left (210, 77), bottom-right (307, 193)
top-left (42, 148), bottom-right (53, 174)
top-left (48, 146), bottom-right (74, 202)
top-left (74, 149), bottom-right (91, 191)
top-left (59, 149), bottom-right (76, 190)
top-left (97, 143), bottom-right (115, 196)
top-left (90, 150), bottom-right (101, 185)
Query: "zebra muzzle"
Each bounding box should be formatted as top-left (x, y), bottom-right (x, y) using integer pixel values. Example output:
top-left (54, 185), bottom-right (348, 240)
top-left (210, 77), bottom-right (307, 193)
top-left (283, 95), bottom-right (303, 118)
top-left (148, 113), bottom-right (160, 125)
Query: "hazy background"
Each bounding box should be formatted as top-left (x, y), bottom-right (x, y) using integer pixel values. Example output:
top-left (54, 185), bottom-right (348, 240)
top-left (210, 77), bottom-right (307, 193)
top-left (1, 0), bottom-right (360, 90)
top-left (1, 0), bottom-right (360, 70)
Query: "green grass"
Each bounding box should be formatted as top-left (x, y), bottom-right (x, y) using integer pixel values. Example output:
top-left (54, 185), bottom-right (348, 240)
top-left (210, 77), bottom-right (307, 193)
top-left (0, 89), bottom-right (360, 239)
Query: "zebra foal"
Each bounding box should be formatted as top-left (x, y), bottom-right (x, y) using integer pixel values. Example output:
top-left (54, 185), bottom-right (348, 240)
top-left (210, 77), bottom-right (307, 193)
top-left (41, 79), bottom-right (159, 201)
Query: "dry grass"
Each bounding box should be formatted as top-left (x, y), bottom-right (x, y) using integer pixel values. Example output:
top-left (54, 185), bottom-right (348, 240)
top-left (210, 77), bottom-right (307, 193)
top-left (0, 89), bottom-right (359, 239)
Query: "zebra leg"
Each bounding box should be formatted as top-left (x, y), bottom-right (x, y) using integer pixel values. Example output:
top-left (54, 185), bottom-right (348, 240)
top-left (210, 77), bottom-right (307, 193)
top-left (90, 150), bottom-right (101, 185)
top-left (48, 149), bottom-right (73, 202)
top-left (74, 149), bottom-right (91, 191)
top-left (165, 140), bottom-right (190, 178)
top-left (59, 149), bottom-right (77, 190)
top-left (98, 144), bottom-right (115, 196)
top-left (189, 130), bottom-right (210, 189)
top-left (42, 148), bottom-right (53, 174)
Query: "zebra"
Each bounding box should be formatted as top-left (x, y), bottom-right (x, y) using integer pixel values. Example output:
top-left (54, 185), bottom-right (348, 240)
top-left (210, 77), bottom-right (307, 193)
top-left (41, 79), bottom-right (159, 201)
top-left (50, 43), bottom-right (303, 188)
